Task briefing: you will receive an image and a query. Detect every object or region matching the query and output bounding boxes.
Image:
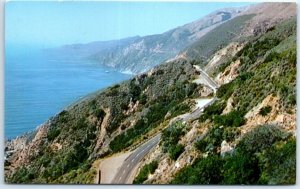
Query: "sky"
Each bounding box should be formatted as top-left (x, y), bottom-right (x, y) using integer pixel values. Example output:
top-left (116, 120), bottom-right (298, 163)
top-left (5, 1), bottom-right (254, 48)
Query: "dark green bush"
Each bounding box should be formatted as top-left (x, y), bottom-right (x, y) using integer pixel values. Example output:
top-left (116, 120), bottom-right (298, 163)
top-left (171, 155), bottom-right (224, 184)
top-left (223, 152), bottom-right (260, 184)
top-left (161, 122), bottom-right (185, 153)
top-left (258, 138), bottom-right (296, 184)
top-left (194, 126), bottom-right (224, 153)
top-left (259, 106), bottom-right (272, 116)
top-left (237, 125), bottom-right (289, 154)
top-left (47, 126), bottom-right (60, 141)
top-left (199, 100), bottom-right (225, 122)
top-left (213, 110), bottom-right (245, 127)
top-left (94, 108), bottom-right (105, 119)
top-left (168, 144), bottom-right (185, 160)
top-left (222, 127), bottom-right (239, 142)
top-left (133, 161), bottom-right (158, 184)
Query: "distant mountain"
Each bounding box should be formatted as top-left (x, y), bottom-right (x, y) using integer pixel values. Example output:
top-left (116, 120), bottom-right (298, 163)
top-left (48, 36), bottom-right (141, 59)
top-left (175, 2), bottom-right (297, 68)
top-left (53, 7), bottom-right (247, 74)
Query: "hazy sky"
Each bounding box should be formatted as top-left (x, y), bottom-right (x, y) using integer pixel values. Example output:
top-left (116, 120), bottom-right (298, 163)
top-left (6, 1), bottom-right (253, 48)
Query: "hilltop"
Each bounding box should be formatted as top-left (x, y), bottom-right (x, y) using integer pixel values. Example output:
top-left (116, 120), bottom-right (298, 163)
top-left (51, 6), bottom-right (246, 74)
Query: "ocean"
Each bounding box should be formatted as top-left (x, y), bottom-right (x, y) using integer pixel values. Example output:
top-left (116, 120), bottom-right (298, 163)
top-left (5, 47), bottom-right (132, 139)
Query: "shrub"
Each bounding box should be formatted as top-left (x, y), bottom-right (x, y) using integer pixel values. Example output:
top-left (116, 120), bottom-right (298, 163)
top-left (194, 126), bottom-right (224, 153)
top-left (170, 103), bottom-right (190, 118)
top-left (222, 127), bottom-right (239, 142)
top-left (216, 81), bottom-right (235, 100)
top-left (194, 138), bottom-right (207, 152)
top-left (223, 152), bottom-right (260, 184)
top-left (133, 161), bottom-right (158, 184)
top-left (237, 125), bottom-right (289, 154)
top-left (213, 110), bottom-right (246, 127)
top-left (168, 144), bottom-right (185, 160)
top-left (258, 137), bottom-right (296, 184)
top-left (199, 100), bottom-right (225, 122)
top-left (161, 122), bottom-right (185, 153)
top-left (171, 155), bottom-right (224, 184)
top-left (47, 126), bottom-right (60, 141)
top-left (94, 108), bottom-right (105, 119)
top-left (259, 106), bottom-right (272, 116)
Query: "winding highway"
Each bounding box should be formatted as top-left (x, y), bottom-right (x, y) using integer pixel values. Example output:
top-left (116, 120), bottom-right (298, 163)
top-left (111, 134), bottom-right (161, 184)
top-left (104, 65), bottom-right (218, 184)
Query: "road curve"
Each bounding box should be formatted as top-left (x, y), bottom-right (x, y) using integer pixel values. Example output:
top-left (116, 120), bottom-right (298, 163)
top-left (193, 65), bottom-right (219, 92)
top-left (111, 134), bottom-right (161, 184)
top-left (109, 66), bottom-right (217, 184)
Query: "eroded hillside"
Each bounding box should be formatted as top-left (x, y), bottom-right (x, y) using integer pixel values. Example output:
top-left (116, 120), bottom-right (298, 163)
top-left (134, 16), bottom-right (296, 185)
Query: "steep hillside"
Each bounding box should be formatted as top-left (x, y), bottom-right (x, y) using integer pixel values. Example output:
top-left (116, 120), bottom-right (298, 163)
top-left (177, 2), bottom-right (296, 69)
top-left (54, 7), bottom-right (246, 74)
top-left (5, 59), bottom-right (210, 183)
top-left (135, 16), bottom-right (296, 185)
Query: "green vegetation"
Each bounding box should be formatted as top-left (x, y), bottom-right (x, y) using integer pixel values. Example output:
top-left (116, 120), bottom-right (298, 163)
top-left (173, 18), bottom-right (296, 185)
top-left (258, 137), bottom-right (296, 184)
top-left (168, 144), bottom-right (185, 161)
top-left (172, 125), bottom-right (295, 184)
top-left (259, 106), bottom-right (272, 116)
top-left (199, 100), bottom-right (226, 122)
top-left (186, 14), bottom-right (254, 61)
top-left (223, 125), bottom-right (293, 184)
top-left (171, 155), bottom-right (224, 184)
top-left (8, 103), bottom-right (105, 183)
top-left (6, 12), bottom-right (296, 186)
top-left (109, 81), bottom-right (196, 153)
top-left (169, 103), bottom-right (190, 118)
top-left (161, 122), bottom-right (186, 160)
top-left (194, 125), bottom-right (224, 153)
top-left (201, 18), bottom-right (296, 125)
top-left (133, 161), bottom-right (158, 184)
top-left (47, 126), bottom-right (60, 141)
top-left (214, 110), bottom-right (245, 127)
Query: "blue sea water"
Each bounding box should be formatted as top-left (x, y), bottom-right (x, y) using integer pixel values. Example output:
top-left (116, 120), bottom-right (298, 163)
top-left (5, 47), bottom-right (132, 139)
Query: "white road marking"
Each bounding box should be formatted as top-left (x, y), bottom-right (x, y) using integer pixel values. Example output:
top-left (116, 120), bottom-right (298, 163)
top-left (127, 164), bottom-right (130, 168)
top-left (123, 169), bottom-right (126, 174)
top-left (131, 158), bottom-right (135, 162)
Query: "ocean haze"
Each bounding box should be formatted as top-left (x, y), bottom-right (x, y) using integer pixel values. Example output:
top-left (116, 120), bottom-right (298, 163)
top-left (5, 1), bottom-right (253, 47)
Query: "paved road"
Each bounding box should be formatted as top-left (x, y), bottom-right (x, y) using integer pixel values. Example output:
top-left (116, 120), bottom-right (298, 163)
top-left (171, 66), bottom-right (219, 123)
top-left (193, 65), bottom-right (219, 92)
top-left (183, 97), bottom-right (217, 122)
top-left (109, 66), bottom-right (218, 184)
top-left (170, 97), bottom-right (217, 124)
top-left (111, 134), bottom-right (161, 184)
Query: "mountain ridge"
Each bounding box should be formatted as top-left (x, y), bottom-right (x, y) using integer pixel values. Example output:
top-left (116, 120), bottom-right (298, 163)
top-left (52, 6), bottom-right (248, 73)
